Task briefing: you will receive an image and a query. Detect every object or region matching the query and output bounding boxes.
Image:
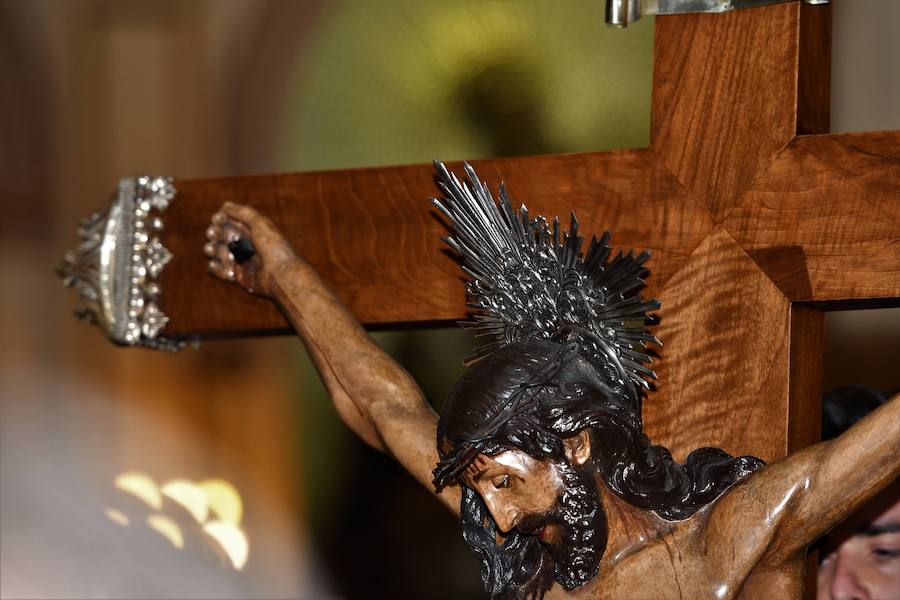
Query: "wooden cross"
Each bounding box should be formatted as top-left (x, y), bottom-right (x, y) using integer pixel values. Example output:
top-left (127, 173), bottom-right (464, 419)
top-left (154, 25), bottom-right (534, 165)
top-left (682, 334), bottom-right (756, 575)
top-left (151, 2), bottom-right (898, 475)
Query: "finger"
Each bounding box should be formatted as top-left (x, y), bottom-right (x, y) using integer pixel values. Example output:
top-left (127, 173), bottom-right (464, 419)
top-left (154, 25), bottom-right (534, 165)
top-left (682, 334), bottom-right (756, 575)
top-left (222, 221), bottom-right (250, 242)
top-left (207, 217), bottom-right (228, 243)
top-left (222, 202), bottom-right (262, 227)
top-left (203, 241), bottom-right (217, 257)
top-left (208, 258), bottom-right (235, 281)
top-left (222, 224), bottom-right (241, 244)
top-left (212, 209), bottom-right (228, 226)
top-left (216, 243), bottom-right (235, 266)
top-left (234, 259), bottom-right (258, 293)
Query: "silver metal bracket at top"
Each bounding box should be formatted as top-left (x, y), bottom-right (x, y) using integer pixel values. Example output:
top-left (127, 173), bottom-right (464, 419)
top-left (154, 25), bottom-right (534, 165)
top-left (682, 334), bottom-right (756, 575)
top-left (57, 175), bottom-right (186, 351)
top-left (606, 0), bottom-right (830, 27)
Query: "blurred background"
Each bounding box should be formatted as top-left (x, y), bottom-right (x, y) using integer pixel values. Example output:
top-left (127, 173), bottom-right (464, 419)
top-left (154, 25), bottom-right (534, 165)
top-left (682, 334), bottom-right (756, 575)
top-left (0, 1), bottom-right (897, 598)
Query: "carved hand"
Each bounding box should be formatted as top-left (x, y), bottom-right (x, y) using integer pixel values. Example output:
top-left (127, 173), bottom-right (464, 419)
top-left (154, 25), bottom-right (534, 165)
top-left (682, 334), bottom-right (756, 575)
top-left (204, 202), bottom-right (298, 297)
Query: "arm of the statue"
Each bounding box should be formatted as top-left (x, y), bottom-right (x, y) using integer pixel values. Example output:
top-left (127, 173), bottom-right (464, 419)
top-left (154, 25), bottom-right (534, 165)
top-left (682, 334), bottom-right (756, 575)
top-left (205, 202), bottom-right (461, 514)
top-left (703, 392), bottom-right (899, 566)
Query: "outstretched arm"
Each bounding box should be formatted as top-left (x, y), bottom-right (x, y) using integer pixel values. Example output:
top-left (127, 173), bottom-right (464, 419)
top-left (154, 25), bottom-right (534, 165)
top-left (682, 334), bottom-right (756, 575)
top-left (205, 202), bottom-right (460, 514)
top-left (704, 392), bottom-right (900, 565)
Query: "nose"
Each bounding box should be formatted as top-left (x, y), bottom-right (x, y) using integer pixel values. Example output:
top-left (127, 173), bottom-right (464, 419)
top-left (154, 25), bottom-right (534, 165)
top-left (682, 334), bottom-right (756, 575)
top-left (828, 551), bottom-right (869, 600)
top-left (483, 496), bottom-right (523, 534)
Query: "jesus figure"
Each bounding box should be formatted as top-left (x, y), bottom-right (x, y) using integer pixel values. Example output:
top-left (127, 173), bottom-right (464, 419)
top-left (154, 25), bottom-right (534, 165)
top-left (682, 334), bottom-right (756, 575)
top-left (203, 164), bottom-right (899, 600)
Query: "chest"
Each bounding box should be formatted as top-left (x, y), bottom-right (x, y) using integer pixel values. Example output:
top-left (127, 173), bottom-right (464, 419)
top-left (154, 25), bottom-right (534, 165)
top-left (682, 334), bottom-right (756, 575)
top-left (543, 539), bottom-right (804, 600)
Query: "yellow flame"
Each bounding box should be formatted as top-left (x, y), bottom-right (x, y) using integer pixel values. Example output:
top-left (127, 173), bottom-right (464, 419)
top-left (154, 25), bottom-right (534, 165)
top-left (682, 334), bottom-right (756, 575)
top-left (114, 472), bottom-right (162, 510)
top-left (203, 520), bottom-right (249, 570)
top-left (160, 479), bottom-right (209, 524)
top-left (198, 479), bottom-right (243, 525)
top-left (105, 507), bottom-right (130, 527)
top-left (147, 515), bottom-right (184, 549)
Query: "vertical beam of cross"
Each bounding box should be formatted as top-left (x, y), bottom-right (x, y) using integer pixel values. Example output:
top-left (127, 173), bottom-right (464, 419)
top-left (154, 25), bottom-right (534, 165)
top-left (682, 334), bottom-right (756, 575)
top-left (643, 2), bottom-right (833, 462)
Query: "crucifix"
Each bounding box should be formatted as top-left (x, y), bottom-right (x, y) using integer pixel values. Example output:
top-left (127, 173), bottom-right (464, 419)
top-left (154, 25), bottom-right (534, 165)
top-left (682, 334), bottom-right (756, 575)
top-left (59, 1), bottom-right (899, 599)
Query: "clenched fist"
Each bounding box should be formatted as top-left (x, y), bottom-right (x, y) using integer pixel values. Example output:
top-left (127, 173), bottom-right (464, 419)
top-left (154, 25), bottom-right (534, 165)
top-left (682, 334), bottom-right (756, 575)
top-left (204, 202), bottom-right (297, 298)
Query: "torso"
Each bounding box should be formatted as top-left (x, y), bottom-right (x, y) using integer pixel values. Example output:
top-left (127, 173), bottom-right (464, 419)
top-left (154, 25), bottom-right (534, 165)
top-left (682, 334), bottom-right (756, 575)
top-left (544, 474), bottom-right (809, 600)
top-left (544, 533), bottom-right (805, 600)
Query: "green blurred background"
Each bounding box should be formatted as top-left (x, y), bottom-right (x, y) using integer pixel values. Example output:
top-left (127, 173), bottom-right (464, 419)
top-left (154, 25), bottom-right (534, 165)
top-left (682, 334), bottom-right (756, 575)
top-left (279, 1), bottom-right (652, 171)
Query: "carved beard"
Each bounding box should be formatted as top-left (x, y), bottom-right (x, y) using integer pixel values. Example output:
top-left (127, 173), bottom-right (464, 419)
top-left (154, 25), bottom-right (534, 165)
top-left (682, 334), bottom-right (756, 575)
top-left (549, 460), bottom-right (606, 590)
top-left (460, 461), bottom-right (606, 600)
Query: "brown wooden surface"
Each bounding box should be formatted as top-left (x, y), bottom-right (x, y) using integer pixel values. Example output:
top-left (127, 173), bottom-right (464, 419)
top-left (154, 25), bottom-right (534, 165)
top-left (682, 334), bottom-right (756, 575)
top-left (788, 303), bottom-right (824, 599)
top-left (160, 150), bottom-right (712, 335)
top-left (728, 130), bottom-right (900, 303)
top-left (797, 1), bottom-right (831, 135)
top-left (787, 304), bottom-right (824, 453)
top-left (643, 227), bottom-right (795, 463)
top-left (651, 2), bottom-right (802, 222)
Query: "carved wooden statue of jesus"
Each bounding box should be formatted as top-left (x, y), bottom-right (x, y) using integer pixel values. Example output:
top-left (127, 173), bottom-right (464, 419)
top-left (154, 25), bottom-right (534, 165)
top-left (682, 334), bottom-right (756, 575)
top-left (203, 162), bottom-right (899, 600)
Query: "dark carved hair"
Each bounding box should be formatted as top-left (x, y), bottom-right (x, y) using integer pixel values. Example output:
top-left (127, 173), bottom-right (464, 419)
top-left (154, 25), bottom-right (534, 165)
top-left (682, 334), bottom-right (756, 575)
top-left (433, 339), bottom-right (764, 598)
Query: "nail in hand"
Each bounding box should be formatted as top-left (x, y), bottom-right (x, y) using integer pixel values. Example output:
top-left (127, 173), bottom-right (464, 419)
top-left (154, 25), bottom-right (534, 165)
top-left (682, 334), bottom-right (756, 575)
top-left (227, 238), bottom-right (257, 264)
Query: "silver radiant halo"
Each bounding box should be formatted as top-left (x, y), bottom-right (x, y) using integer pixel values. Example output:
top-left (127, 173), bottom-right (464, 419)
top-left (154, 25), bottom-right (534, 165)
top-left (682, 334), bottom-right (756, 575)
top-left (432, 161), bottom-right (660, 412)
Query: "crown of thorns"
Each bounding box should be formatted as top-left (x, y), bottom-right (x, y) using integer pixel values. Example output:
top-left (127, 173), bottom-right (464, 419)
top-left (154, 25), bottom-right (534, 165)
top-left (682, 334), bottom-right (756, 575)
top-left (432, 341), bottom-right (577, 490)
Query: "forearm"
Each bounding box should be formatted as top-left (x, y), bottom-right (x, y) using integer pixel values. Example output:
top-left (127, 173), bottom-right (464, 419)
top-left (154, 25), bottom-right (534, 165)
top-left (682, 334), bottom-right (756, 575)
top-left (807, 391), bottom-right (900, 525)
top-left (269, 257), bottom-right (433, 454)
top-left (766, 392), bottom-right (900, 560)
top-left (207, 202), bottom-right (457, 512)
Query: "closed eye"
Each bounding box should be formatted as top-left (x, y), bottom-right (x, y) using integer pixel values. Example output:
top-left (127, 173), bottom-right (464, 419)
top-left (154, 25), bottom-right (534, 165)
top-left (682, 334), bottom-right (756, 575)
top-left (872, 547), bottom-right (900, 561)
top-left (493, 475), bottom-right (511, 489)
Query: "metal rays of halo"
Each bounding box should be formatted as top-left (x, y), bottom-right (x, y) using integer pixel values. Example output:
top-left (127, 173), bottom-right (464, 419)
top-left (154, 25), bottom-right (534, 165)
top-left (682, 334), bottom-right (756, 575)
top-left (431, 161), bottom-right (661, 411)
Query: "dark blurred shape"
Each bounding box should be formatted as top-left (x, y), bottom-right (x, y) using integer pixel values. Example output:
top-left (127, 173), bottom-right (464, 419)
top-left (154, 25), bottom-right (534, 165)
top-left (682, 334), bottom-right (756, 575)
top-left (456, 61), bottom-right (557, 158)
top-left (821, 385), bottom-right (888, 441)
top-left (0, 1), bottom-right (53, 241)
top-left (227, 239), bottom-right (257, 265)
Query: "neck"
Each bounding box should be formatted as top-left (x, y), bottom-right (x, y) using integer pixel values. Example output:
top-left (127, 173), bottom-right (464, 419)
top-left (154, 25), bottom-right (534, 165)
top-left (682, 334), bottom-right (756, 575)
top-left (594, 474), bottom-right (672, 564)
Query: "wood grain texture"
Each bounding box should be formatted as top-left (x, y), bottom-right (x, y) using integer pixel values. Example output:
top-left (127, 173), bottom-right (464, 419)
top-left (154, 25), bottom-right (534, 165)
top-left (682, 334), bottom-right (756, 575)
top-left (787, 303), bottom-right (824, 600)
top-left (797, 1), bottom-right (831, 135)
top-left (159, 150), bottom-right (714, 336)
top-left (651, 2), bottom-right (829, 221)
top-left (727, 130), bottom-right (900, 303)
top-left (788, 304), bottom-right (823, 452)
top-left (642, 226), bottom-right (793, 464)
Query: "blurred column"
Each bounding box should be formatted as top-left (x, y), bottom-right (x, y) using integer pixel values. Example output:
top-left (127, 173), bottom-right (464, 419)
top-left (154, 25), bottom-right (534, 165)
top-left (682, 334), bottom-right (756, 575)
top-left (1, 1), bottom-right (328, 597)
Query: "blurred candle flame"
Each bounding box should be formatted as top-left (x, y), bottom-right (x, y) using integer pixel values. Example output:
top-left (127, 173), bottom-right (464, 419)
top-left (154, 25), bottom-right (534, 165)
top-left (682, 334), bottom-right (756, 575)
top-left (114, 471), bottom-right (162, 510)
top-left (104, 507), bottom-right (130, 527)
top-left (199, 478), bottom-right (243, 525)
top-left (161, 479), bottom-right (209, 524)
top-left (147, 515), bottom-right (184, 549)
top-left (110, 472), bottom-right (248, 570)
top-left (203, 520), bottom-right (249, 570)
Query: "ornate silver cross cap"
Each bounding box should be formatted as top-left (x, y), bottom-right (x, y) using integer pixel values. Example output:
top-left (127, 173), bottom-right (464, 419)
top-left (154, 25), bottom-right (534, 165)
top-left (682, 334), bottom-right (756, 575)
top-left (57, 175), bottom-right (185, 351)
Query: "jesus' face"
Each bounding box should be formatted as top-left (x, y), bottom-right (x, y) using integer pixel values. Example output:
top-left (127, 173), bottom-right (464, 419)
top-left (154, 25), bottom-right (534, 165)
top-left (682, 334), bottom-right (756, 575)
top-left (462, 444), bottom-right (607, 591)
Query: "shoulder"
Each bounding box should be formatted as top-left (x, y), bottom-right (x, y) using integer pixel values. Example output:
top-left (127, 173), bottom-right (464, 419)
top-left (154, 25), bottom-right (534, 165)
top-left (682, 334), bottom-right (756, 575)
top-left (696, 445), bottom-right (824, 566)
